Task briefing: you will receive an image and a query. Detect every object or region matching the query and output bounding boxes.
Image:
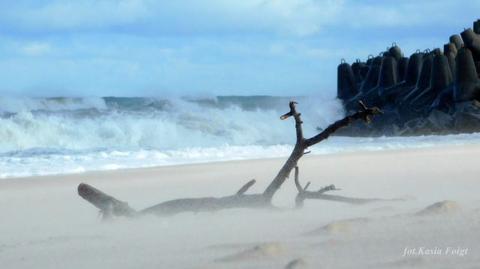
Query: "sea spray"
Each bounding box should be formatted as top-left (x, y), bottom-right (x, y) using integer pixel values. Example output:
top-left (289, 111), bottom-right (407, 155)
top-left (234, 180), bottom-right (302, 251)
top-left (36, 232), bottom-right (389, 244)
top-left (0, 96), bottom-right (342, 152)
top-left (2, 96), bottom-right (480, 178)
top-left (0, 96), bottom-right (343, 177)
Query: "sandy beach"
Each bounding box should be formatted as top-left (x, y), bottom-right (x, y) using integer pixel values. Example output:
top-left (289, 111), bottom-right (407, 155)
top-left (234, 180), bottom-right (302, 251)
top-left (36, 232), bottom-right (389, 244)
top-left (3, 2), bottom-right (480, 269)
top-left (1, 145), bottom-right (480, 268)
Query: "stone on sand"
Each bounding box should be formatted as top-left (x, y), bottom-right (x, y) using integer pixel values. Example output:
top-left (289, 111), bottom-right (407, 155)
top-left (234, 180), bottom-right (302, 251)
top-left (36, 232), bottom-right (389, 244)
top-left (305, 218), bottom-right (369, 235)
top-left (215, 242), bottom-right (285, 262)
top-left (416, 200), bottom-right (461, 216)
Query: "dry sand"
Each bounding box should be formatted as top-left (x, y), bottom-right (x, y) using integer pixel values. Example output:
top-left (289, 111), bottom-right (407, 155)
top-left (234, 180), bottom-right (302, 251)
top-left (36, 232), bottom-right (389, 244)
top-left (1, 145), bottom-right (480, 268)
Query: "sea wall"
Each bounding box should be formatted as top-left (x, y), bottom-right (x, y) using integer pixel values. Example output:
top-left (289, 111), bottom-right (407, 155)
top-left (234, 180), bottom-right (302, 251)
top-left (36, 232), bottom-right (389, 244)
top-left (337, 19), bottom-right (480, 136)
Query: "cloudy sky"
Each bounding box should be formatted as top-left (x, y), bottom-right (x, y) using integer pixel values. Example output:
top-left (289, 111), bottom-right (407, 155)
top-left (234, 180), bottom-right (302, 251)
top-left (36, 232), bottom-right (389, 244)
top-left (0, 0), bottom-right (478, 97)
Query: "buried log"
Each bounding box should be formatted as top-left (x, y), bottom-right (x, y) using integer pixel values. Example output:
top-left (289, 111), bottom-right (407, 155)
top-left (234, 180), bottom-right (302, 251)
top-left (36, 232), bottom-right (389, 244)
top-left (79, 180), bottom-right (268, 218)
top-left (78, 101), bottom-right (382, 218)
top-left (78, 183), bottom-right (137, 218)
top-left (293, 166), bottom-right (402, 208)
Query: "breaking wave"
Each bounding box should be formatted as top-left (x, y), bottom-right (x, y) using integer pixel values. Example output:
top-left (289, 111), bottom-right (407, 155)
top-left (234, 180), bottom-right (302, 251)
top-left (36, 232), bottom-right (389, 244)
top-left (0, 95), bottom-right (344, 178)
top-left (0, 96), bottom-right (343, 152)
top-left (2, 96), bottom-right (480, 178)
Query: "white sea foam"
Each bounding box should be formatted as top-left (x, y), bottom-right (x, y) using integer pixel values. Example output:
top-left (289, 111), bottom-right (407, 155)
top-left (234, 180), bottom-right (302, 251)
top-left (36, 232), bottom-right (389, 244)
top-left (2, 134), bottom-right (480, 178)
top-left (0, 96), bottom-right (108, 113)
top-left (1, 96), bottom-right (480, 178)
top-left (0, 96), bottom-right (342, 152)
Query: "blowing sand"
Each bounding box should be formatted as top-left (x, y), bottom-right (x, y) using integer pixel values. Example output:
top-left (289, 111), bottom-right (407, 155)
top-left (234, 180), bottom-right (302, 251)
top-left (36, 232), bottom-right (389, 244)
top-left (1, 145), bottom-right (480, 268)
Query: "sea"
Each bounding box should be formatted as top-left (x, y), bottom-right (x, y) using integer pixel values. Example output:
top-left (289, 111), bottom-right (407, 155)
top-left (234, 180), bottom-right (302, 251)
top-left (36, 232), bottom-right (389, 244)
top-left (2, 95), bottom-right (480, 178)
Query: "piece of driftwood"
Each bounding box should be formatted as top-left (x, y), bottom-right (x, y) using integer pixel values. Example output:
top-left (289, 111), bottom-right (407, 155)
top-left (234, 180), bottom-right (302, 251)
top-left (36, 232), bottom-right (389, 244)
top-left (78, 101), bottom-right (382, 218)
top-left (78, 183), bottom-right (137, 218)
top-left (293, 166), bottom-right (403, 207)
top-left (78, 180), bottom-right (268, 218)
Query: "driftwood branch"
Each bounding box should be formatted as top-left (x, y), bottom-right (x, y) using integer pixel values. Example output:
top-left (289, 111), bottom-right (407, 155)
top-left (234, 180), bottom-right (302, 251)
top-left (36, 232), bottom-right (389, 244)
top-left (293, 166), bottom-right (402, 208)
top-left (280, 101), bottom-right (304, 143)
top-left (236, 179), bottom-right (256, 195)
top-left (78, 101), bottom-right (382, 218)
top-left (263, 100), bottom-right (382, 199)
top-left (79, 180), bottom-right (268, 218)
top-left (78, 183), bottom-right (137, 219)
top-left (305, 101), bottom-right (382, 147)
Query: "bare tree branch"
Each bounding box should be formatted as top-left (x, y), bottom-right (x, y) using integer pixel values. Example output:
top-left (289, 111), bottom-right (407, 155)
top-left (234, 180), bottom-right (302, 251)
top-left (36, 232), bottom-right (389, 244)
top-left (263, 101), bottom-right (381, 200)
top-left (280, 101), bottom-right (304, 143)
top-left (293, 166), bottom-right (402, 208)
top-left (78, 101), bottom-right (382, 218)
top-left (78, 183), bottom-right (137, 219)
top-left (236, 179), bottom-right (256, 195)
top-left (303, 193), bottom-right (389, 204)
top-left (79, 181), bottom-right (269, 218)
top-left (305, 101), bottom-right (382, 147)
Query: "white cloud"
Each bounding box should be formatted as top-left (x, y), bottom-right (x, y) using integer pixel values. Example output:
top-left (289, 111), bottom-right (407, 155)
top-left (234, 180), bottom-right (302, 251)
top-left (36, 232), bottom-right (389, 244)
top-left (0, 0), bottom-right (345, 36)
top-left (1, 0), bottom-right (480, 96)
top-left (339, 0), bottom-right (480, 28)
top-left (245, 0), bottom-right (345, 36)
top-left (21, 42), bottom-right (52, 56)
top-left (0, 0), bottom-right (149, 30)
top-left (1, 0), bottom-right (478, 37)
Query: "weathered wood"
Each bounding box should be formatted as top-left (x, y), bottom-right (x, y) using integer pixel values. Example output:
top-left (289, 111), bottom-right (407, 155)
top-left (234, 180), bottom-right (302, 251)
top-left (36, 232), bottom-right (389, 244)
top-left (236, 179), bottom-right (256, 195)
top-left (79, 181), bottom-right (269, 217)
top-left (293, 166), bottom-right (402, 208)
top-left (141, 193), bottom-right (269, 216)
top-left (302, 193), bottom-right (389, 204)
top-left (78, 101), bottom-right (381, 217)
top-left (263, 101), bottom-right (382, 200)
top-left (78, 183), bottom-right (137, 218)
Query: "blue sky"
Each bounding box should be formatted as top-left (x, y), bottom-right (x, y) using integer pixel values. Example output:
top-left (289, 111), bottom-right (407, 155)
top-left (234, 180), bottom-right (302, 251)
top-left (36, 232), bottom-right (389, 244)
top-left (0, 0), bottom-right (478, 97)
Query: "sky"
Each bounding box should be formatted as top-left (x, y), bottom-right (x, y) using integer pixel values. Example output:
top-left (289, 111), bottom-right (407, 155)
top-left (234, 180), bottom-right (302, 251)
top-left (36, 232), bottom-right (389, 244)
top-left (0, 0), bottom-right (479, 97)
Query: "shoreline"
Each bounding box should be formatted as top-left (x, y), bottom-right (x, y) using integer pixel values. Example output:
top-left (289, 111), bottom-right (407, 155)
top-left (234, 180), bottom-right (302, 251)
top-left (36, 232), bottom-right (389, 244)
top-left (1, 142), bottom-right (477, 184)
top-left (3, 142), bottom-right (480, 184)
top-left (3, 131), bottom-right (480, 180)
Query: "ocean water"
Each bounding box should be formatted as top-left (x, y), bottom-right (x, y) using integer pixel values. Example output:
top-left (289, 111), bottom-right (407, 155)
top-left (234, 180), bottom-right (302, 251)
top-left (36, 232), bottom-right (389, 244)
top-left (1, 96), bottom-right (480, 178)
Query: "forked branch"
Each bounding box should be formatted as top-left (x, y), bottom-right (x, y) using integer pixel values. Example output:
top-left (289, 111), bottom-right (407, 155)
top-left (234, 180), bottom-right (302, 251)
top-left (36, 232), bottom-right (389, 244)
top-left (293, 166), bottom-right (402, 208)
top-left (78, 101), bottom-right (382, 218)
top-left (236, 179), bottom-right (256, 195)
top-left (305, 101), bottom-right (382, 147)
top-left (263, 101), bottom-right (382, 200)
top-left (79, 179), bottom-right (267, 218)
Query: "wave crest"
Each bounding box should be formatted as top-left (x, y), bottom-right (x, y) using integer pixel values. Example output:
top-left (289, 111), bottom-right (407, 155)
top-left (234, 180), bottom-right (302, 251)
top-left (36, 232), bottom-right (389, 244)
top-left (0, 96), bottom-right (344, 153)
